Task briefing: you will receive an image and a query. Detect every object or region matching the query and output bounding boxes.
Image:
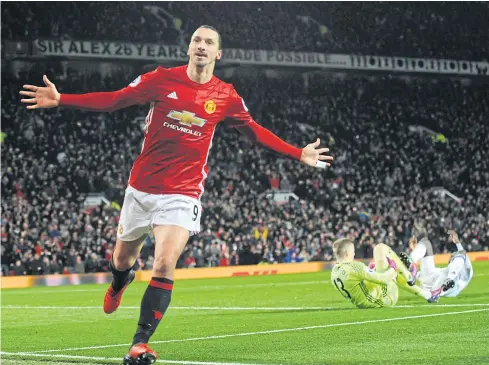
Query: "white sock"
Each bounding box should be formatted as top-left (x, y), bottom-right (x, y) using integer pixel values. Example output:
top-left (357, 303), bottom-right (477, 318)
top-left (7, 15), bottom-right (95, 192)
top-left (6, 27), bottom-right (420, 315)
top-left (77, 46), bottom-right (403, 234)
top-left (410, 243), bottom-right (427, 263)
top-left (447, 256), bottom-right (465, 281)
top-left (420, 255), bottom-right (436, 274)
top-left (456, 243), bottom-right (464, 252)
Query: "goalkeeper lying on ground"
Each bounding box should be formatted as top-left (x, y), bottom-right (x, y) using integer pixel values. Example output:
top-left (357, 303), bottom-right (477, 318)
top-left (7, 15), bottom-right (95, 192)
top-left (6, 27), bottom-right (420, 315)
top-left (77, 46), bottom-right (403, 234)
top-left (331, 238), bottom-right (442, 309)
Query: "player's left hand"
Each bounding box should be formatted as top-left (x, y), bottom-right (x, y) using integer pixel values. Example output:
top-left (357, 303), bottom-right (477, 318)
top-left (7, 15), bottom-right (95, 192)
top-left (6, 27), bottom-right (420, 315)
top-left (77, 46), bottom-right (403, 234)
top-left (447, 230), bottom-right (460, 244)
top-left (301, 138), bottom-right (334, 169)
top-left (409, 236), bottom-right (418, 250)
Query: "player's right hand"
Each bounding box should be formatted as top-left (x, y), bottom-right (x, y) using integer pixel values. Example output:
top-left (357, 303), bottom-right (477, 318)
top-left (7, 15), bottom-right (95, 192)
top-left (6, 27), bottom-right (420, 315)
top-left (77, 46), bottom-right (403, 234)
top-left (20, 75), bottom-right (60, 109)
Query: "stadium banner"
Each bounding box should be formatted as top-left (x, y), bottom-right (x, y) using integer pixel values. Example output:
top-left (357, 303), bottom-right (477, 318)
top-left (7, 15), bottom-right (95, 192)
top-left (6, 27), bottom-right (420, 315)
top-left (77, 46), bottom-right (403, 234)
top-left (137, 262), bottom-right (325, 282)
top-left (2, 251), bottom-right (488, 289)
top-left (1, 275), bottom-right (35, 289)
top-left (349, 55), bottom-right (489, 76)
top-left (32, 39), bottom-right (489, 76)
top-left (0, 262), bottom-right (324, 289)
top-left (1, 272), bottom-right (113, 289)
top-left (32, 39), bottom-right (347, 68)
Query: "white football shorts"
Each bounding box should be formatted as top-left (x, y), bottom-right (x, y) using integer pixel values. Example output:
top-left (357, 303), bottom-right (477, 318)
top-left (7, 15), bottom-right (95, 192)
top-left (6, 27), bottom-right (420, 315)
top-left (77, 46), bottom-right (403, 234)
top-left (117, 185), bottom-right (202, 241)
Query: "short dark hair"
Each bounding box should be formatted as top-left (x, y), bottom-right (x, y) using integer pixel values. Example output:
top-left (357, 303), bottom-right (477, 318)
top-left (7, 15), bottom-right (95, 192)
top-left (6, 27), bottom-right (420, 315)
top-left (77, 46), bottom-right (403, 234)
top-left (198, 25), bottom-right (222, 50)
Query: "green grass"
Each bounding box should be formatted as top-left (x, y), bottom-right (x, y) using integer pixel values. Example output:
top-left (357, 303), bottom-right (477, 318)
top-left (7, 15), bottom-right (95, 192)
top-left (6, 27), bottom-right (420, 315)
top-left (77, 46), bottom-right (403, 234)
top-left (1, 262), bottom-right (489, 365)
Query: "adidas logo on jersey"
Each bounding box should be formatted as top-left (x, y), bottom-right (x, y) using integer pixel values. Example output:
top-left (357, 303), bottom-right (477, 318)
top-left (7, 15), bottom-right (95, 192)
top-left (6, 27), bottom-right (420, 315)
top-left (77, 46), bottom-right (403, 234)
top-left (167, 92), bottom-right (178, 99)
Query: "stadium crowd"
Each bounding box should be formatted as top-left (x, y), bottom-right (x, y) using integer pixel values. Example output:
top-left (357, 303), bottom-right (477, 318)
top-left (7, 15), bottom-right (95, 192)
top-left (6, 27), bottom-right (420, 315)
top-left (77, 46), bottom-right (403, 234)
top-left (2, 1), bottom-right (488, 276)
top-left (2, 66), bottom-right (488, 276)
top-left (2, 2), bottom-right (489, 60)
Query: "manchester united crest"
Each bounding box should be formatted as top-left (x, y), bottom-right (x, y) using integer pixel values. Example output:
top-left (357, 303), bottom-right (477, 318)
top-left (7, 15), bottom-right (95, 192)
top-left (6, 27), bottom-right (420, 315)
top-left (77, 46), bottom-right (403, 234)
top-left (204, 100), bottom-right (216, 114)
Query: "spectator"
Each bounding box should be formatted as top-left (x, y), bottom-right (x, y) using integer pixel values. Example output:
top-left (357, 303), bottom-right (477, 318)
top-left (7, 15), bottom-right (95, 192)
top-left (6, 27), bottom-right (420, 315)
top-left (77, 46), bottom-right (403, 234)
top-left (13, 260), bottom-right (26, 276)
top-left (73, 255), bottom-right (85, 274)
top-left (27, 253), bottom-right (42, 275)
top-left (2, 2), bottom-right (488, 59)
top-left (1, 50), bottom-right (487, 275)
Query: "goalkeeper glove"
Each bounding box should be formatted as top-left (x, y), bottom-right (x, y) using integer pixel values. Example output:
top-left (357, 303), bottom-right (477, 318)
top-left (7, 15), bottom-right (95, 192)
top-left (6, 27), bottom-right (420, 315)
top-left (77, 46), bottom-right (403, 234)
top-left (386, 256), bottom-right (397, 271)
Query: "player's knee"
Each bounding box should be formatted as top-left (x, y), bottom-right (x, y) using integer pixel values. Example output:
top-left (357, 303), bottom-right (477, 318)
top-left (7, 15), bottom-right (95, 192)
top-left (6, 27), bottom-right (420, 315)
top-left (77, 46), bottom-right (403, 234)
top-left (112, 248), bottom-right (136, 270)
top-left (153, 256), bottom-right (176, 276)
top-left (113, 238), bottom-right (144, 270)
top-left (374, 243), bottom-right (389, 255)
top-left (112, 253), bottom-right (134, 271)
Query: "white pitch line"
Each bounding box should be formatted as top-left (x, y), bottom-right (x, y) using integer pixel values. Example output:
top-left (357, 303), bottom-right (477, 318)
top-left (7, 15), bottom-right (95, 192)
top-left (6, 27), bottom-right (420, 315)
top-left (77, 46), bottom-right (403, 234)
top-left (2, 303), bottom-right (489, 311)
top-left (395, 303), bottom-right (489, 308)
top-left (0, 352), bottom-right (282, 365)
top-left (27, 308), bottom-right (489, 354)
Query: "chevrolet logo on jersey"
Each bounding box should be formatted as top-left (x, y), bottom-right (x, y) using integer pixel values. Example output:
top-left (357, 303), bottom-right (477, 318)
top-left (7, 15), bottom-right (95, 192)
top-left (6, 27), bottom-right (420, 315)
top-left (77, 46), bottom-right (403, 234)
top-left (167, 110), bottom-right (207, 127)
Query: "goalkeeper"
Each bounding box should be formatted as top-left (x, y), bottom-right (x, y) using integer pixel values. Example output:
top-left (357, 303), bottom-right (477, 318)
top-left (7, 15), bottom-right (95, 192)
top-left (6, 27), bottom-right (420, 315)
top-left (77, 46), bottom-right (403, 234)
top-left (331, 238), bottom-right (441, 309)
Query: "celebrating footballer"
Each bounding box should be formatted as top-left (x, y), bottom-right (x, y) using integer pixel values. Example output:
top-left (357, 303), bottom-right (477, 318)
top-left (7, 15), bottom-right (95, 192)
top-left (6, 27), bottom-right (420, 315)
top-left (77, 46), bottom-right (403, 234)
top-left (20, 25), bottom-right (334, 365)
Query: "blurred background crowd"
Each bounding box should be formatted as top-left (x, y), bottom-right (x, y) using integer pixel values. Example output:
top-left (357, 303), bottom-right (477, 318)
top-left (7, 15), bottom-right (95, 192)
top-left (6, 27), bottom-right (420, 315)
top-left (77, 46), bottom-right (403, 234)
top-left (1, 2), bottom-right (488, 276)
top-left (3, 2), bottom-right (489, 60)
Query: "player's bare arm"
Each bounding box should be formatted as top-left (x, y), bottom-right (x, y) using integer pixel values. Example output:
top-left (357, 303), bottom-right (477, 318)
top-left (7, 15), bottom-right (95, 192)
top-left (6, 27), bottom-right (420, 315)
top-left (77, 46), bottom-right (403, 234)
top-left (447, 230), bottom-right (460, 244)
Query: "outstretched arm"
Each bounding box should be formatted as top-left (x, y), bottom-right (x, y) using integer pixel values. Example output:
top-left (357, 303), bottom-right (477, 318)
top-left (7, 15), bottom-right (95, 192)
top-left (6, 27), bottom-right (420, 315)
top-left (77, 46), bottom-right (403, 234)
top-left (58, 89), bottom-right (140, 112)
top-left (225, 90), bottom-right (333, 168)
top-left (234, 121), bottom-right (333, 168)
top-left (20, 70), bottom-right (161, 112)
top-left (61, 92), bottom-right (136, 112)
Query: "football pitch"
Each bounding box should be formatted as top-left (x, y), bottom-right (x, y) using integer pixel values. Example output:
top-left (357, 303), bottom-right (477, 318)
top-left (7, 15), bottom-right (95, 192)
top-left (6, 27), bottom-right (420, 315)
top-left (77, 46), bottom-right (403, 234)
top-left (1, 262), bottom-right (488, 365)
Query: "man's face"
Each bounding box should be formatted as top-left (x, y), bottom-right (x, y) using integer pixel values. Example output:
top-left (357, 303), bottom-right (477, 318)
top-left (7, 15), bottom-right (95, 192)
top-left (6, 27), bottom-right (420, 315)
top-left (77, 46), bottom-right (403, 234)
top-left (187, 27), bottom-right (222, 67)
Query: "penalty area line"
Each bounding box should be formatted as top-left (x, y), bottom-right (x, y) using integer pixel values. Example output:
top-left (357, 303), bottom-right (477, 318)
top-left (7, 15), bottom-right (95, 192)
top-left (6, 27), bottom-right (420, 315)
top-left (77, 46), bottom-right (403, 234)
top-left (25, 308), bottom-right (489, 354)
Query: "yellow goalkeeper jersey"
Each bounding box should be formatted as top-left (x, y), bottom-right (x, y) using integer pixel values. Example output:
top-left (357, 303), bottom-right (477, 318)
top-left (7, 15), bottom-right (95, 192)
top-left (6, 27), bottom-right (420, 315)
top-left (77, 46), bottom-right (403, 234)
top-left (331, 261), bottom-right (398, 309)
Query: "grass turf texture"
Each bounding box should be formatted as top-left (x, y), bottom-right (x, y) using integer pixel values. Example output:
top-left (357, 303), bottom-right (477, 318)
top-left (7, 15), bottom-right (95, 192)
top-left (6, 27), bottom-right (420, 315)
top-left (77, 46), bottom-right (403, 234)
top-left (1, 261), bottom-right (488, 365)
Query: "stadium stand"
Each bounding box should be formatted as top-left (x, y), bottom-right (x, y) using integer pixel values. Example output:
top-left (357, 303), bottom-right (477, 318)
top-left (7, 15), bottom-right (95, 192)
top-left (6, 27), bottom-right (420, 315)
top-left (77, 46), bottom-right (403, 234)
top-left (2, 69), bottom-right (488, 275)
top-left (2, 2), bottom-right (488, 59)
top-left (1, 2), bottom-right (488, 276)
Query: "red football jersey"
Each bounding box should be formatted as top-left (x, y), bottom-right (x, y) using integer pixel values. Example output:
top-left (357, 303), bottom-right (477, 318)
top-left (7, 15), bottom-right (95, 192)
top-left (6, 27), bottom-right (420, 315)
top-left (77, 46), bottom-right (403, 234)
top-left (60, 65), bottom-right (302, 200)
top-left (126, 65), bottom-right (251, 199)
